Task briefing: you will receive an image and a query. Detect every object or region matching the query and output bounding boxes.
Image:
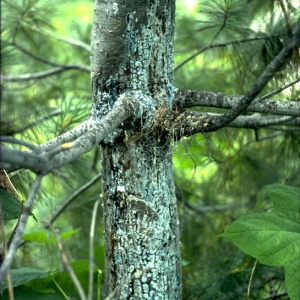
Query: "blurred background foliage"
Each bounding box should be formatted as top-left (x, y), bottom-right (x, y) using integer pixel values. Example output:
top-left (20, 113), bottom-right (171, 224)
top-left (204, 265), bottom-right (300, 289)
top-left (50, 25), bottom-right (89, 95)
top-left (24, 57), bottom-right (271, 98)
top-left (1, 0), bottom-right (299, 299)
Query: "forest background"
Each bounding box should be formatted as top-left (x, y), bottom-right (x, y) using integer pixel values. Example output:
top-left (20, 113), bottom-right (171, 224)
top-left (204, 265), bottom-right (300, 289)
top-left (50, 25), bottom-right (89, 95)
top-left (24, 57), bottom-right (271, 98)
top-left (1, 0), bottom-right (299, 299)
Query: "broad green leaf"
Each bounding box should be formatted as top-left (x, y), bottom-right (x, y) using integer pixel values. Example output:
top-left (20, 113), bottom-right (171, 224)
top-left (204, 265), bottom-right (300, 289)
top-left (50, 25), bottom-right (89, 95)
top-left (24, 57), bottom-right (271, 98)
top-left (266, 184), bottom-right (300, 222)
top-left (0, 267), bottom-right (48, 290)
top-left (220, 213), bottom-right (300, 266)
top-left (26, 260), bottom-right (98, 297)
top-left (221, 184), bottom-right (300, 300)
top-left (22, 231), bottom-right (49, 243)
top-left (0, 188), bottom-right (22, 222)
top-left (53, 260), bottom-right (94, 293)
top-left (48, 228), bottom-right (80, 242)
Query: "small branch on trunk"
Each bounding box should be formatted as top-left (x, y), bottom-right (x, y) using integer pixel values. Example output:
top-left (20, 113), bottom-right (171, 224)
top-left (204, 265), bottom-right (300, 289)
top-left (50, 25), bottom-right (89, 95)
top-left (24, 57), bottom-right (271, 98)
top-left (161, 109), bottom-right (298, 138)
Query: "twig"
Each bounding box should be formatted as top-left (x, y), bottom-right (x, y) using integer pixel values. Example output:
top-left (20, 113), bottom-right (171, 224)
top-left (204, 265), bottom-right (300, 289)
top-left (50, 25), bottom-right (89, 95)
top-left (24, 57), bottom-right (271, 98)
top-left (258, 76), bottom-right (300, 101)
top-left (28, 26), bottom-right (91, 52)
top-left (1, 65), bottom-right (90, 82)
top-left (52, 276), bottom-right (69, 300)
top-left (49, 173), bottom-right (102, 224)
top-left (175, 36), bottom-right (271, 72)
top-left (88, 199), bottom-right (101, 300)
top-left (46, 143), bottom-right (73, 160)
top-left (0, 91), bottom-right (135, 171)
top-left (39, 119), bottom-right (93, 153)
top-left (6, 42), bottom-right (74, 68)
top-left (49, 224), bottom-right (87, 300)
top-left (247, 260), bottom-right (257, 299)
top-left (0, 174), bottom-right (43, 283)
top-left (176, 188), bottom-right (239, 214)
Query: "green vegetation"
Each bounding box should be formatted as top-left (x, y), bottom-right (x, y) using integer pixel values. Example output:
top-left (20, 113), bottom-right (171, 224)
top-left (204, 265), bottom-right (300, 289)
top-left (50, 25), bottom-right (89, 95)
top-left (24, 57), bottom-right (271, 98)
top-left (1, 0), bottom-right (299, 299)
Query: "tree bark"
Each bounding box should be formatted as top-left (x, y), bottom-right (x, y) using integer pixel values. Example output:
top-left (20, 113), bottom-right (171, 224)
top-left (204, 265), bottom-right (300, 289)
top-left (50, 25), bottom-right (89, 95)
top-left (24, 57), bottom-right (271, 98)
top-left (91, 0), bottom-right (181, 298)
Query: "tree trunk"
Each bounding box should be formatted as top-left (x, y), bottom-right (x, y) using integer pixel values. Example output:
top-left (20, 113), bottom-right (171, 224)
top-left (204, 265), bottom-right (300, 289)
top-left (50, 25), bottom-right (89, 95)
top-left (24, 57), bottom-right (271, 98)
top-left (91, 0), bottom-right (181, 298)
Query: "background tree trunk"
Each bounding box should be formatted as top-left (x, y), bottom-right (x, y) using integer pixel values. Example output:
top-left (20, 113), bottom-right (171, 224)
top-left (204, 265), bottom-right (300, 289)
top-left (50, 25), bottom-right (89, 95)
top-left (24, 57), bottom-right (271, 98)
top-left (91, 0), bottom-right (181, 298)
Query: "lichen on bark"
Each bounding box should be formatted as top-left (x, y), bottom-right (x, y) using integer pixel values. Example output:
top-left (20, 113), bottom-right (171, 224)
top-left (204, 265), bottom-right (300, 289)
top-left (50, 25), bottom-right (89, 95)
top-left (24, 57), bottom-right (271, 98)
top-left (91, 0), bottom-right (181, 298)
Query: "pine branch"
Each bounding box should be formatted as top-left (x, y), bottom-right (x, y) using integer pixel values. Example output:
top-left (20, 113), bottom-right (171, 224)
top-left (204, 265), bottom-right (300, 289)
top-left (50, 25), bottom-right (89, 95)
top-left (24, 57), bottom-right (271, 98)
top-left (174, 36), bottom-right (271, 72)
top-left (29, 26), bottom-right (91, 52)
top-left (1, 65), bottom-right (90, 82)
top-left (205, 21), bottom-right (300, 131)
top-left (6, 42), bottom-right (73, 68)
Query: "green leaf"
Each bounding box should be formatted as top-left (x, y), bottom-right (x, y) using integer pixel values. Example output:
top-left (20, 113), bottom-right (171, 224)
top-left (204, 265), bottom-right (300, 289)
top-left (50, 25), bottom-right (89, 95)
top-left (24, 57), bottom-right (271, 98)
top-left (26, 260), bottom-right (98, 297)
top-left (49, 229), bottom-right (80, 242)
top-left (22, 231), bottom-right (49, 243)
top-left (220, 213), bottom-right (300, 266)
top-left (22, 229), bottom-right (80, 243)
top-left (221, 184), bottom-right (300, 300)
top-left (0, 188), bottom-right (22, 222)
top-left (0, 267), bottom-right (48, 290)
top-left (266, 184), bottom-right (300, 222)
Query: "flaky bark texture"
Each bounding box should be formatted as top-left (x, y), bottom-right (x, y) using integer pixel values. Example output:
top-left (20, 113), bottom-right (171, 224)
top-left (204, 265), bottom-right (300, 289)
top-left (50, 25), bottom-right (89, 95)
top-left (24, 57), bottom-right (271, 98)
top-left (91, 0), bottom-right (181, 298)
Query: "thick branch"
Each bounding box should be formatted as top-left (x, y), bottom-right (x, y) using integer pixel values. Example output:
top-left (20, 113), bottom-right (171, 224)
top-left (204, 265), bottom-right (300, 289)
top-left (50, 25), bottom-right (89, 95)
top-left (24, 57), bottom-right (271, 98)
top-left (0, 92), bottom-right (144, 172)
top-left (162, 110), bottom-right (299, 138)
top-left (175, 78), bottom-right (300, 117)
top-left (207, 113), bottom-right (299, 129)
